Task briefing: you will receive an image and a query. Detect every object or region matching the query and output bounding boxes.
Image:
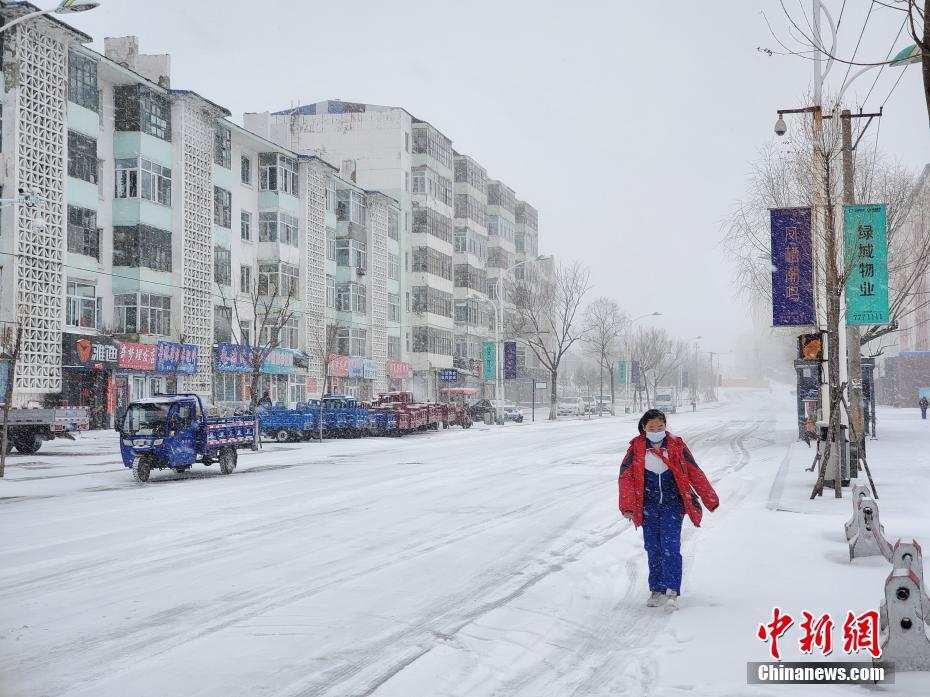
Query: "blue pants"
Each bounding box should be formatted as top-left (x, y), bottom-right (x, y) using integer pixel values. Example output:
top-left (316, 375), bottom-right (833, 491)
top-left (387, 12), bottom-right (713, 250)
top-left (642, 470), bottom-right (684, 595)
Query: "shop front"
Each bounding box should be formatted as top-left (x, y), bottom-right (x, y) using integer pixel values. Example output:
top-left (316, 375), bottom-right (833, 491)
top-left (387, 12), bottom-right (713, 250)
top-left (61, 333), bottom-right (119, 429)
top-left (113, 341), bottom-right (199, 421)
top-left (214, 343), bottom-right (307, 408)
top-left (328, 355), bottom-right (380, 400)
top-left (386, 360), bottom-right (413, 393)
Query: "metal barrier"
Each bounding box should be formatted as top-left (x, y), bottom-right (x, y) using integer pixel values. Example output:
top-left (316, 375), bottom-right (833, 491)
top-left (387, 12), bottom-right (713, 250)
top-left (844, 482), bottom-right (871, 542)
top-left (847, 496), bottom-right (893, 561)
top-left (876, 539), bottom-right (930, 671)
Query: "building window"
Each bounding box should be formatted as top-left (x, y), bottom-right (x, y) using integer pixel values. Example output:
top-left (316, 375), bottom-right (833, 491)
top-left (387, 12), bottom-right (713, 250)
top-left (258, 316), bottom-right (299, 350)
top-left (326, 274), bottom-right (336, 308)
top-left (412, 123), bottom-right (453, 169)
top-left (411, 246), bottom-right (453, 280)
top-left (411, 326), bottom-right (453, 355)
top-left (454, 264), bottom-right (487, 292)
top-left (388, 293), bottom-right (400, 322)
top-left (335, 239), bottom-right (367, 270)
top-left (388, 208), bottom-right (399, 241)
top-left (241, 155), bottom-right (252, 185)
top-left (239, 320), bottom-right (252, 346)
top-left (113, 225), bottom-right (172, 272)
top-left (115, 293), bottom-right (172, 335)
top-left (280, 317), bottom-right (299, 350)
top-left (115, 158), bottom-right (171, 206)
top-left (335, 282), bottom-right (366, 313)
top-left (67, 205), bottom-right (99, 259)
top-left (66, 280), bottom-right (99, 329)
top-left (259, 212), bottom-right (299, 246)
top-left (336, 328), bottom-right (367, 357)
top-left (259, 152), bottom-right (298, 195)
top-left (114, 84), bottom-right (171, 141)
top-left (214, 186), bottom-right (232, 228)
top-left (258, 262), bottom-right (299, 299)
top-left (214, 125), bottom-right (231, 168)
top-left (412, 207), bottom-right (452, 244)
top-left (214, 372), bottom-right (242, 402)
top-left (68, 131), bottom-right (97, 184)
top-left (214, 305), bottom-right (233, 343)
top-left (326, 228), bottom-right (336, 261)
top-left (240, 210), bottom-right (252, 241)
top-left (68, 50), bottom-right (98, 112)
top-left (240, 264), bottom-right (252, 294)
top-left (388, 335), bottom-right (401, 360)
top-left (325, 177), bottom-right (336, 212)
top-left (214, 246), bottom-right (231, 286)
top-left (412, 286), bottom-right (453, 318)
top-left (388, 252), bottom-right (399, 281)
top-left (335, 189), bottom-right (366, 225)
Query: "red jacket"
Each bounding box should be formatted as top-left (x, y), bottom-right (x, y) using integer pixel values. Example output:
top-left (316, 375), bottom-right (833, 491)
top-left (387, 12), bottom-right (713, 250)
top-left (618, 433), bottom-right (719, 528)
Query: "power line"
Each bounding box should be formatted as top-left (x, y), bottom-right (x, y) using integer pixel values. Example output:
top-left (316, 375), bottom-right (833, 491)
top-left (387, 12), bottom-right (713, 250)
top-left (842, 0), bottom-right (876, 88)
top-left (880, 63), bottom-right (910, 108)
top-left (862, 15), bottom-right (908, 106)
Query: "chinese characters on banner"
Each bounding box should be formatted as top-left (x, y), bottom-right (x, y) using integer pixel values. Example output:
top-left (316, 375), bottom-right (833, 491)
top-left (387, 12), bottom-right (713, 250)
top-left (503, 341), bottom-right (517, 380)
top-left (756, 608), bottom-right (880, 661)
top-left (482, 341), bottom-right (496, 382)
top-left (770, 208), bottom-right (815, 326)
top-left (844, 204), bottom-right (889, 325)
top-left (118, 342), bottom-right (157, 371)
top-left (630, 360), bottom-right (640, 387)
top-left (439, 368), bottom-right (459, 383)
top-left (616, 361), bottom-right (627, 385)
top-left (386, 360), bottom-right (412, 380)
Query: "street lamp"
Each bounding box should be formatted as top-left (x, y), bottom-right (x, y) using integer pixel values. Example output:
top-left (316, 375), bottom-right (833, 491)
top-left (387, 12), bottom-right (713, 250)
top-left (0, 1), bottom-right (100, 35)
top-left (492, 254), bottom-right (550, 424)
top-left (624, 311), bottom-right (661, 411)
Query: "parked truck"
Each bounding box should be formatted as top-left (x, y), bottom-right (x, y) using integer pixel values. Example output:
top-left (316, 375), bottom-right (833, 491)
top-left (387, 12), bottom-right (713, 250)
top-left (117, 394), bottom-right (255, 482)
top-left (1, 406), bottom-right (90, 454)
top-left (654, 386), bottom-right (678, 414)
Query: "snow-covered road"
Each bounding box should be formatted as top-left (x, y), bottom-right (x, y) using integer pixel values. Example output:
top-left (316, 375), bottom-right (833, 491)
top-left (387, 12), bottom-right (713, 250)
top-left (0, 392), bottom-right (802, 696)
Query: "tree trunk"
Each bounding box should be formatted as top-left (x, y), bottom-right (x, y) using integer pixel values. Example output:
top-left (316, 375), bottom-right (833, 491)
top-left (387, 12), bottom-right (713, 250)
top-left (923, 1), bottom-right (930, 130)
top-left (549, 369), bottom-right (558, 420)
top-left (609, 362), bottom-right (616, 415)
top-left (251, 368), bottom-right (261, 450)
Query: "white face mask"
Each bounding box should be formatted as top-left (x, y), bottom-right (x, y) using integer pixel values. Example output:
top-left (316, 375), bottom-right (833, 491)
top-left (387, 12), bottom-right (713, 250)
top-left (646, 430), bottom-right (666, 443)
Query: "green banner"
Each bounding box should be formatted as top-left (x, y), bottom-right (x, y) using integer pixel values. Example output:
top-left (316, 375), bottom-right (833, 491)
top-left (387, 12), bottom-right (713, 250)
top-left (616, 361), bottom-right (627, 385)
top-left (482, 341), bottom-right (496, 382)
top-left (844, 204), bottom-right (889, 325)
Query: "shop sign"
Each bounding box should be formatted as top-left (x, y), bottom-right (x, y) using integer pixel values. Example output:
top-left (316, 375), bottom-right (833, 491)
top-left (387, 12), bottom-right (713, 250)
top-left (118, 342), bottom-right (157, 371)
top-left (62, 333), bottom-right (118, 369)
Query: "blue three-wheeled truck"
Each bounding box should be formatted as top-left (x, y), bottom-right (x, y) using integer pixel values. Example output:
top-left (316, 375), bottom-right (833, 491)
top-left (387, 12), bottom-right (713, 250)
top-left (117, 394), bottom-right (256, 482)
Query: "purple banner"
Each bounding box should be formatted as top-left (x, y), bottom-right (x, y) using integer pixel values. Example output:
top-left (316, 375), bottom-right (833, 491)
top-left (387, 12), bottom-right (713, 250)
top-left (504, 341), bottom-right (517, 380)
top-left (631, 360), bottom-right (640, 386)
top-left (771, 207), bottom-right (815, 326)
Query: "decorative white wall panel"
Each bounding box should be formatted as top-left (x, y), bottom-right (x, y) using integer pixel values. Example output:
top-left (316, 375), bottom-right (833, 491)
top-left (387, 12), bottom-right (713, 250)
top-left (303, 161), bottom-right (327, 387)
top-left (368, 196), bottom-right (389, 394)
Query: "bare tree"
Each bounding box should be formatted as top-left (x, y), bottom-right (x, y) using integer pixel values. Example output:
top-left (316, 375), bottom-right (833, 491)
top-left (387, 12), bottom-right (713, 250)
top-left (0, 318), bottom-right (24, 478)
top-left (629, 327), bottom-right (687, 408)
top-left (304, 318), bottom-right (342, 441)
top-left (583, 297), bottom-right (626, 415)
top-left (221, 275), bottom-right (298, 449)
top-left (510, 261), bottom-right (592, 420)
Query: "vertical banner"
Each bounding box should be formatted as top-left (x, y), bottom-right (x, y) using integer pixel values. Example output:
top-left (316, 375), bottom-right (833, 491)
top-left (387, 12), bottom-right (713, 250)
top-left (770, 207), bottom-right (815, 326)
top-left (844, 204), bottom-right (889, 325)
top-left (482, 342), bottom-right (496, 382)
top-left (503, 341), bottom-right (517, 380)
top-left (616, 361), bottom-right (627, 385)
top-left (631, 360), bottom-right (640, 386)
top-left (682, 370), bottom-right (689, 388)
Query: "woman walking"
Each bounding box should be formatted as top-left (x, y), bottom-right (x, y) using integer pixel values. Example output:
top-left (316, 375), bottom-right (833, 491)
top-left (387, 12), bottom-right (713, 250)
top-left (618, 409), bottom-right (719, 611)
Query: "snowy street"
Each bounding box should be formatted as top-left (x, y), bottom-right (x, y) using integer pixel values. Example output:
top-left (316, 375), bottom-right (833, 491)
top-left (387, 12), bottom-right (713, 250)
top-left (2, 388), bottom-right (928, 696)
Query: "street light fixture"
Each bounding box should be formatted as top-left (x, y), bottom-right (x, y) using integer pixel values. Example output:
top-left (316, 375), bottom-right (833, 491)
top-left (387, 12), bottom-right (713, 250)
top-left (0, 1), bottom-right (100, 36)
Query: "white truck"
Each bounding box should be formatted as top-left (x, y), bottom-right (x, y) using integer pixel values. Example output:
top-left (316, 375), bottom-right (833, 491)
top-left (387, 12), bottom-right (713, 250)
top-left (1, 406), bottom-right (90, 454)
top-left (654, 387), bottom-right (677, 414)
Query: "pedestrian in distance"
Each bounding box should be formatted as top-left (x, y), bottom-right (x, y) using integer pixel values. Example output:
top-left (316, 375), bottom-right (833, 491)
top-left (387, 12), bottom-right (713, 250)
top-left (258, 391), bottom-right (272, 409)
top-left (920, 395), bottom-right (928, 420)
top-left (618, 409), bottom-right (720, 612)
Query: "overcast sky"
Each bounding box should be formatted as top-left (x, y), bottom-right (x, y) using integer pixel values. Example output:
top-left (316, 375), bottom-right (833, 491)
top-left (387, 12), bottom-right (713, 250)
top-left (70, 0), bottom-right (928, 356)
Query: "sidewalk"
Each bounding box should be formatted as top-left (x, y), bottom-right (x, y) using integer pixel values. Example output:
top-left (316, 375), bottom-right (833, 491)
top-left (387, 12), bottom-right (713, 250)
top-left (652, 403), bottom-right (930, 695)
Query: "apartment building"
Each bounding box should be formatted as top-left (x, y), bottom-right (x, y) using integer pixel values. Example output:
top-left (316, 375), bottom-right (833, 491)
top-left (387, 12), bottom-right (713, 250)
top-left (0, 16), bottom-right (402, 422)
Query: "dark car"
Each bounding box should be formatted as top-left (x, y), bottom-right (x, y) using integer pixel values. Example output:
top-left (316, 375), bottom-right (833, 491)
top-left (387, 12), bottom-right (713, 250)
top-left (469, 400), bottom-right (523, 423)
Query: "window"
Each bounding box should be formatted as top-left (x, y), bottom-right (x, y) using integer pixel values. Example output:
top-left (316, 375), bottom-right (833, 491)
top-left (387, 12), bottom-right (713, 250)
top-left (388, 208), bottom-right (399, 241)
top-left (214, 372), bottom-right (242, 402)
top-left (114, 84), bottom-right (171, 141)
top-left (214, 246), bottom-right (231, 286)
top-left (454, 157), bottom-right (488, 193)
top-left (388, 252), bottom-right (399, 281)
top-left (240, 264), bottom-right (252, 294)
top-left (388, 293), bottom-right (400, 322)
top-left (335, 282), bottom-right (366, 313)
top-left (515, 231), bottom-right (525, 254)
top-left (68, 131), bottom-right (97, 183)
top-left (279, 317), bottom-right (299, 350)
top-left (411, 123), bottom-right (453, 169)
top-left (68, 50), bottom-right (98, 112)
top-left (336, 328), bottom-right (367, 357)
top-left (66, 280), bottom-right (99, 329)
top-left (214, 125), bottom-right (231, 168)
top-left (388, 335), bottom-right (401, 360)
top-left (115, 158), bottom-right (171, 206)
top-left (412, 286), bottom-right (453, 317)
top-left (454, 264), bottom-right (487, 292)
top-left (412, 207), bottom-right (452, 244)
top-left (259, 212), bottom-right (299, 246)
top-left (240, 210), bottom-right (252, 241)
top-left (67, 205), bottom-right (99, 259)
top-left (326, 228), bottom-right (336, 261)
top-left (326, 274), bottom-right (336, 308)
top-left (335, 189), bottom-right (367, 225)
top-left (454, 193), bottom-right (487, 227)
top-left (454, 299), bottom-right (489, 327)
top-left (240, 155), bottom-right (252, 185)
top-left (258, 317), bottom-right (299, 349)
top-left (411, 326), bottom-right (453, 355)
top-left (239, 320), bottom-right (252, 346)
top-left (259, 152), bottom-right (298, 195)
top-left (214, 186), bottom-right (231, 228)
top-left (113, 225), bottom-right (172, 272)
top-left (258, 262), bottom-right (299, 299)
top-left (326, 177), bottom-right (336, 212)
top-left (411, 247), bottom-right (453, 280)
top-left (214, 305), bottom-right (233, 343)
top-left (335, 239), bottom-right (367, 270)
top-left (115, 293), bottom-right (172, 335)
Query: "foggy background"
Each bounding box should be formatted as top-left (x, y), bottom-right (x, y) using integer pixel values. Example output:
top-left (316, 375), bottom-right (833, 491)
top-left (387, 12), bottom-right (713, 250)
top-left (67, 0), bottom-right (929, 358)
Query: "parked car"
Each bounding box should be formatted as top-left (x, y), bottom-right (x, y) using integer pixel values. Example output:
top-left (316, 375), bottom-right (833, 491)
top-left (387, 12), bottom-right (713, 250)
top-left (581, 396), bottom-right (597, 414)
top-left (469, 400), bottom-right (523, 422)
top-left (557, 398), bottom-right (585, 416)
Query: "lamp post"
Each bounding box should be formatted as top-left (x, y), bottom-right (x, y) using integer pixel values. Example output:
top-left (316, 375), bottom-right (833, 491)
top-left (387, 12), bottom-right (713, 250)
top-left (624, 312), bottom-right (661, 411)
top-left (0, 1), bottom-right (100, 35)
top-left (493, 254), bottom-right (549, 425)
